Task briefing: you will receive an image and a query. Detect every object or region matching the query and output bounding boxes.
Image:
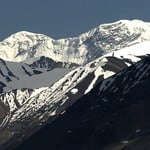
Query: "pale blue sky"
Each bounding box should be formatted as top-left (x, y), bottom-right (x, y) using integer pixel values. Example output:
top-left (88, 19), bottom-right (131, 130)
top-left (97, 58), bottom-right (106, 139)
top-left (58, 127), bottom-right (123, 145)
top-left (0, 0), bottom-right (150, 40)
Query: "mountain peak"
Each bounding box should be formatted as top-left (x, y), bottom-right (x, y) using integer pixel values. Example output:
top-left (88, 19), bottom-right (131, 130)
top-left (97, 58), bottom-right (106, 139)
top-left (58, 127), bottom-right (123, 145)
top-left (0, 19), bottom-right (150, 64)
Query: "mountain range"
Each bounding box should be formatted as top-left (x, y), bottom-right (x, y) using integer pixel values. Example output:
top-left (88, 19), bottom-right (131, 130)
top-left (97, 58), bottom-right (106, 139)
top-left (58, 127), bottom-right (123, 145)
top-left (0, 19), bottom-right (150, 150)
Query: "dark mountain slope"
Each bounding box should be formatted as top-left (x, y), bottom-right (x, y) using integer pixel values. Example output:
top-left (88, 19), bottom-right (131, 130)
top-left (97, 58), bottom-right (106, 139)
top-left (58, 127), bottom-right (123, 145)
top-left (13, 57), bottom-right (150, 150)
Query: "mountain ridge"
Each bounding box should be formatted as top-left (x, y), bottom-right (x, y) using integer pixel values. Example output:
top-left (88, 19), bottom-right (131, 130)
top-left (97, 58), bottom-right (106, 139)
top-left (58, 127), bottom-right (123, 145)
top-left (1, 19), bottom-right (150, 150)
top-left (3, 56), bottom-right (150, 150)
top-left (1, 19), bottom-right (150, 64)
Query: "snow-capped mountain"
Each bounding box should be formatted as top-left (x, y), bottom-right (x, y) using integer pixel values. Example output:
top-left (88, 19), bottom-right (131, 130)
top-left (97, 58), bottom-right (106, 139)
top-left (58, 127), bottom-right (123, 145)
top-left (1, 40), bottom-right (150, 124)
top-left (0, 41), bottom-right (150, 150)
top-left (2, 55), bottom-right (150, 150)
top-left (14, 56), bottom-right (150, 150)
top-left (0, 39), bottom-right (150, 95)
top-left (1, 19), bottom-right (150, 150)
top-left (0, 56), bottom-right (74, 93)
top-left (0, 19), bottom-right (149, 94)
top-left (1, 20), bottom-right (150, 64)
top-left (0, 19), bottom-right (150, 94)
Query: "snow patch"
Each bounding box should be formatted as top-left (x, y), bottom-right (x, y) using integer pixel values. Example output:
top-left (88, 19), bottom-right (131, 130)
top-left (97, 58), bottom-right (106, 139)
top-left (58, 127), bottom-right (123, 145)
top-left (71, 88), bottom-right (78, 94)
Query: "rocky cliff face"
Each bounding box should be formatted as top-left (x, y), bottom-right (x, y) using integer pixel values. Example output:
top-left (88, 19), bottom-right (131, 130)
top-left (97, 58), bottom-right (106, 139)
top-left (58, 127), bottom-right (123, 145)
top-left (13, 57), bottom-right (150, 150)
